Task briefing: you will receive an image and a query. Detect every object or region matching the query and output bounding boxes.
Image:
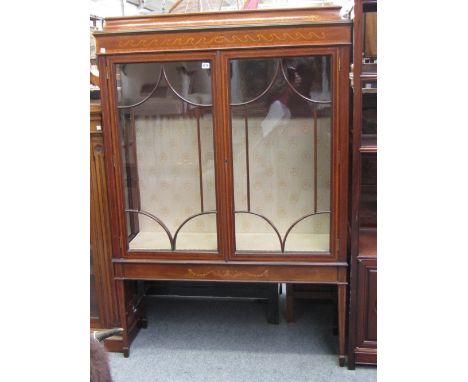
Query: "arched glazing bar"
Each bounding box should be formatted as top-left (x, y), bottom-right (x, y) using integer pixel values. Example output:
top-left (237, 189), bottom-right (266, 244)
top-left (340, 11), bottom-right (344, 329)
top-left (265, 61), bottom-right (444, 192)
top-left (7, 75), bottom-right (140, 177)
top-left (230, 60), bottom-right (281, 107)
top-left (235, 210), bottom-right (331, 253)
top-left (235, 211), bottom-right (283, 250)
top-left (173, 211), bottom-right (217, 246)
top-left (117, 65), bottom-right (163, 109)
top-left (127, 209), bottom-right (216, 251)
top-left (280, 58), bottom-right (332, 104)
top-left (282, 211), bottom-right (331, 252)
top-left (162, 64), bottom-right (213, 107)
top-left (126, 209), bottom-right (174, 249)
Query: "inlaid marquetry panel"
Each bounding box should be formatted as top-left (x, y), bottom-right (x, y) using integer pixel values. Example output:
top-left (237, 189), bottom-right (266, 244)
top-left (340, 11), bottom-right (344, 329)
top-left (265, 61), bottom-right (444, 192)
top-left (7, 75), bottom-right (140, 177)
top-left (117, 262), bottom-right (341, 283)
top-left (96, 25), bottom-right (351, 54)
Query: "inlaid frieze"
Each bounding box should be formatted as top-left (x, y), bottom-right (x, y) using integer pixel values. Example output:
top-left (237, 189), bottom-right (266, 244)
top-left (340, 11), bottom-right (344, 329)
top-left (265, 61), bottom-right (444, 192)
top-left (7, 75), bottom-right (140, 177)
top-left (96, 26), bottom-right (350, 54)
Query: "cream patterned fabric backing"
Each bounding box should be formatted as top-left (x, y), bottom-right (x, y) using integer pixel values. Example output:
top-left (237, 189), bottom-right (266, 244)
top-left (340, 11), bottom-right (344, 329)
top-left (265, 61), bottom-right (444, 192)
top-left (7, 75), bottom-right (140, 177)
top-left (128, 114), bottom-right (331, 252)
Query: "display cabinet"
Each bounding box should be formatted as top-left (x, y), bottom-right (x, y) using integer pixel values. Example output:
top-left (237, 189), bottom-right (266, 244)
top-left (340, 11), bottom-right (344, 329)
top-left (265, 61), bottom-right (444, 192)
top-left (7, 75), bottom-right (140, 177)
top-left (94, 4), bottom-right (351, 363)
top-left (348, 0), bottom-right (378, 369)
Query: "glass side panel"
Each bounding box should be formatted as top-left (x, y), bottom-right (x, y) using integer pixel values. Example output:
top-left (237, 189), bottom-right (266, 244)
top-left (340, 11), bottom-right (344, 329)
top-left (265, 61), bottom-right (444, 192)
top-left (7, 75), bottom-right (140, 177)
top-left (116, 60), bottom-right (217, 252)
top-left (230, 56), bottom-right (332, 253)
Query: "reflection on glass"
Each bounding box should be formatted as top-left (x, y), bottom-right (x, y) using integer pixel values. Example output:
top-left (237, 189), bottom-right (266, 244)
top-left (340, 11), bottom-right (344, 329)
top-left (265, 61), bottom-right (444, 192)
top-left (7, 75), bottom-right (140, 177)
top-left (117, 63), bottom-right (162, 107)
top-left (230, 59), bottom-right (278, 105)
top-left (230, 56), bottom-right (332, 253)
top-left (116, 60), bottom-right (217, 251)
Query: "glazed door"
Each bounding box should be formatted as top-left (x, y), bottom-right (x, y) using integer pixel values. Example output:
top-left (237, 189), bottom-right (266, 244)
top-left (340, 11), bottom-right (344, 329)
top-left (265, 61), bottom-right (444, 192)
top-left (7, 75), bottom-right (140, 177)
top-left (222, 48), bottom-right (343, 261)
top-left (108, 52), bottom-right (226, 260)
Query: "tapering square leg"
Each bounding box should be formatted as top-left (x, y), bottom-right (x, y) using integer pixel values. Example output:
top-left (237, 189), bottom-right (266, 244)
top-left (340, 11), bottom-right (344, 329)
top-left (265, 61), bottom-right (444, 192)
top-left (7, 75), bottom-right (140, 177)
top-left (115, 279), bottom-right (130, 357)
top-left (338, 284), bottom-right (346, 367)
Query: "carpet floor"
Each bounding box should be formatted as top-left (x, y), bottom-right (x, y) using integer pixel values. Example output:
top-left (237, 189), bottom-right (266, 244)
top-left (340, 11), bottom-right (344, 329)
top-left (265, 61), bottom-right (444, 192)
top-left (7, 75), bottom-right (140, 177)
top-left (108, 293), bottom-right (376, 382)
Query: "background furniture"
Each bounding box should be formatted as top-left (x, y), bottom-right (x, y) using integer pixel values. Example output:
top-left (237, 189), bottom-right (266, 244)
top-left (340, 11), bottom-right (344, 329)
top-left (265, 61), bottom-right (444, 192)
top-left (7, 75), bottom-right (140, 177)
top-left (90, 101), bottom-right (145, 355)
top-left (94, 5), bottom-right (351, 363)
top-left (145, 281), bottom-right (280, 324)
top-left (347, 0), bottom-right (377, 369)
top-left (285, 284), bottom-right (336, 323)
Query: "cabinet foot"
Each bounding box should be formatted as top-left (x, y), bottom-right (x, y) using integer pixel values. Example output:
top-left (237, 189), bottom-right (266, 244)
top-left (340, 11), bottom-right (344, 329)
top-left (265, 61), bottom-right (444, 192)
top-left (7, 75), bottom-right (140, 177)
top-left (337, 285), bottom-right (346, 368)
top-left (339, 356), bottom-right (345, 367)
top-left (123, 347), bottom-right (130, 358)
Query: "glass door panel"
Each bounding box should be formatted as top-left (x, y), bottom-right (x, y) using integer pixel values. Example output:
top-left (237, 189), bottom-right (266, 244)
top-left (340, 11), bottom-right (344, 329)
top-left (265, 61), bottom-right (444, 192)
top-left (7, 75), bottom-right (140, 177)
top-left (230, 56), bottom-right (332, 253)
top-left (116, 60), bottom-right (218, 252)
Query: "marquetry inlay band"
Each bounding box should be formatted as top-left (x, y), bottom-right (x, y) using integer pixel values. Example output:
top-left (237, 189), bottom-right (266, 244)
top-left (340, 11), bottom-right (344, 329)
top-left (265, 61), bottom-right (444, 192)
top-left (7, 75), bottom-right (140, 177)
top-left (187, 268), bottom-right (269, 279)
top-left (118, 31), bottom-right (326, 49)
top-left (96, 26), bottom-right (350, 54)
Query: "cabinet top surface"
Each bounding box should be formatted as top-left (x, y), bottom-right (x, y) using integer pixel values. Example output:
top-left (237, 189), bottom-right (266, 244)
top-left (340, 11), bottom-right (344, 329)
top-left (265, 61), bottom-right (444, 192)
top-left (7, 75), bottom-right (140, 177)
top-left (95, 6), bottom-right (349, 36)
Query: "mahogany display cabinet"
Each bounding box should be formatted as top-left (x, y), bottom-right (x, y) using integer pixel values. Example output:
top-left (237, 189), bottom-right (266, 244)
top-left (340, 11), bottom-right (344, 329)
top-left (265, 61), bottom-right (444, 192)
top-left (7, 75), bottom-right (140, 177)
top-left (347, 0), bottom-right (378, 369)
top-left (94, 5), bottom-right (352, 364)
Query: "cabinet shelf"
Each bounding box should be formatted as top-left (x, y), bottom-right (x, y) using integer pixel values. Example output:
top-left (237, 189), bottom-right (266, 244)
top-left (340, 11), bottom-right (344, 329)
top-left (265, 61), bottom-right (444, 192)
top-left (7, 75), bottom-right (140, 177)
top-left (349, 80), bottom-right (377, 93)
top-left (361, 86), bottom-right (377, 94)
top-left (361, 73), bottom-right (377, 81)
top-left (362, 63), bottom-right (377, 81)
top-left (360, 135), bottom-right (377, 153)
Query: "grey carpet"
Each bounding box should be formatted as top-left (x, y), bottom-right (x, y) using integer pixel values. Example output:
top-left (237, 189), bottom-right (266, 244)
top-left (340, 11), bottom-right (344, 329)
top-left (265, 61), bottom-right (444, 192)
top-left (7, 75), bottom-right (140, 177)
top-left (108, 293), bottom-right (376, 382)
